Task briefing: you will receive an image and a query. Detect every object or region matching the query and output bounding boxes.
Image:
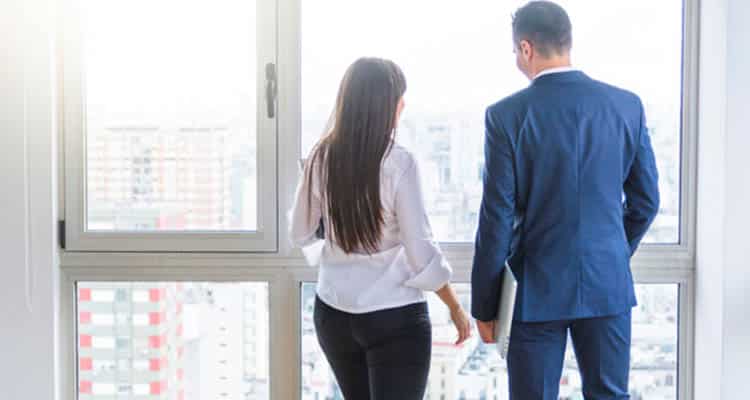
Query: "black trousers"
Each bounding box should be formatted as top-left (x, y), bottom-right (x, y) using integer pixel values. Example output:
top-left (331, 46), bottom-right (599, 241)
top-left (314, 296), bottom-right (432, 400)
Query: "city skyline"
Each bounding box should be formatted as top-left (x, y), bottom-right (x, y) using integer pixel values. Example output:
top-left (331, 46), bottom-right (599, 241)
top-left (301, 283), bottom-right (678, 400)
top-left (76, 282), bottom-right (678, 399)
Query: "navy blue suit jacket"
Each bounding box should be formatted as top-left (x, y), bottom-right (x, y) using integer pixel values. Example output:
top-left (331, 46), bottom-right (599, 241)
top-left (471, 71), bottom-right (660, 322)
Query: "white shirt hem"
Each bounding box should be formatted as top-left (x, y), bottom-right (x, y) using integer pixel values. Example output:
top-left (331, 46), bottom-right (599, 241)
top-left (315, 290), bottom-right (428, 315)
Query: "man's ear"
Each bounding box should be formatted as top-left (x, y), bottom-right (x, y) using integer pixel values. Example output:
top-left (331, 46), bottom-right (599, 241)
top-left (520, 40), bottom-right (533, 60)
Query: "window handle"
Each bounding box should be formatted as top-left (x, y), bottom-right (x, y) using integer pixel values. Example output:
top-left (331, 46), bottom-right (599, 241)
top-left (265, 62), bottom-right (277, 119)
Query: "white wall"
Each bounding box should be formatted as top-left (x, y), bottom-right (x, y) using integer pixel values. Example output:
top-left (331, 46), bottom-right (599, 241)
top-left (0, 0), bottom-right (60, 399)
top-left (721, 0), bottom-right (750, 397)
top-left (694, 0), bottom-right (728, 397)
top-left (695, 0), bottom-right (750, 398)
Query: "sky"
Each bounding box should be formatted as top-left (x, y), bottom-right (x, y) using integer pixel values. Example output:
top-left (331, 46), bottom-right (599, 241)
top-left (301, 0), bottom-right (683, 151)
top-left (81, 0), bottom-right (682, 139)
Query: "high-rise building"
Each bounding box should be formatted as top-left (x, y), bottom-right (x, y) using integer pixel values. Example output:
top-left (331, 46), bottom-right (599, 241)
top-left (87, 125), bottom-right (234, 231)
top-left (78, 283), bottom-right (185, 399)
top-left (80, 283), bottom-right (270, 400)
top-left (425, 288), bottom-right (506, 400)
top-left (243, 286), bottom-right (270, 396)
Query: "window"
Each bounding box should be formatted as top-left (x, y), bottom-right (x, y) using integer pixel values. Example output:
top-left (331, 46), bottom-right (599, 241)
top-left (300, 283), bottom-right (679, 400)
top-left (115, 337), bottom-right (130, 351)
top-left (62, 0), bottom-right (697, 399)
top-left (76, 282), bottom-right (270, 400)
top-left (117, 384), bottom-right (132, 395)
top-left (301, 0), bottom-right (683, 243)
top-left (63, 0), bottom-right (278, 251)
top-left (115, 288), bottom-right (128, 302)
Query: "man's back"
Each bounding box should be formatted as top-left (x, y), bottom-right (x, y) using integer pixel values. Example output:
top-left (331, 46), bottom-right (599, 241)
top-left (471, 70), bottom-right (660, 322)
top-left (471, 4), bottom-right (662, 398)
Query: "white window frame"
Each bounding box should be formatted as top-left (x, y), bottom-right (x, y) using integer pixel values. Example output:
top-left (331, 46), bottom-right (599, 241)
top-left (60, 0), bottom-right (279, 252)
top-left (59, 0), bottom-right (700, 399)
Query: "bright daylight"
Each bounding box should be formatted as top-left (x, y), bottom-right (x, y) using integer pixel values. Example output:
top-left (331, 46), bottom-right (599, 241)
top-left (2, 0), bottom-right (748, 400)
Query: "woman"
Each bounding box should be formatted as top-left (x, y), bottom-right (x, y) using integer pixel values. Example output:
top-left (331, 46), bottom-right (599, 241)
top-left (290, 57), bottom-right (471, 399)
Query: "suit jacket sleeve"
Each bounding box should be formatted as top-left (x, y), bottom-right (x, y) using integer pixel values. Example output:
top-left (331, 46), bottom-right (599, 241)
top-left (471, 107), bottom-right (516, 322)
top-left (623, 100), bottom-right (660, 254)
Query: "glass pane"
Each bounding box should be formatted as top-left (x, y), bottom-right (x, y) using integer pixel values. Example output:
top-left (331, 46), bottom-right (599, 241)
top-left (300, 283), bottom-right (678, 399)
top-left (83, 0), bottom-right (258, 231)
top-left (77, 282), bottom-right (269, 400)
top-left (301, 0), bottom-right (682, 243)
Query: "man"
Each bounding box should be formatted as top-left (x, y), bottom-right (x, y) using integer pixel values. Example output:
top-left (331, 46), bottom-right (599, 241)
top-left (471, 1), bottom-right (660, 399)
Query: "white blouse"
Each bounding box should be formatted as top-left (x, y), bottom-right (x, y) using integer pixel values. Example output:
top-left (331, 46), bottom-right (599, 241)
top-left (289, 144), bottom-right (453, 314)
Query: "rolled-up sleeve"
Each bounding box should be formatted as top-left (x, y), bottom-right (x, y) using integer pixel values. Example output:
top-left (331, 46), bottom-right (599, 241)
top-left (288, 167), bottom-right (323, 249)
top-left (396, 157), bottom-right (453, 291)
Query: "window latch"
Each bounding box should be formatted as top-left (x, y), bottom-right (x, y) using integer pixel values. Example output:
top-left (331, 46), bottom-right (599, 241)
top-left (265, 62), bottom-right (277, 119)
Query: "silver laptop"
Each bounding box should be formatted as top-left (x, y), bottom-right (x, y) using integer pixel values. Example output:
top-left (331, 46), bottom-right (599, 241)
top-left (494, 262), bottom-right (518, 359)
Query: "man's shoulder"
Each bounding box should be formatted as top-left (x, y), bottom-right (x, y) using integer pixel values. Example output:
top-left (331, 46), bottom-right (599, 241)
top-left (490, 87), bottom-right (533, 110)
top-left (587, 78), bottom-right (643, 108)
top-left (486, 87), bottom-right (532, 118)
top-left (486, 76), bottom-right (644, 120)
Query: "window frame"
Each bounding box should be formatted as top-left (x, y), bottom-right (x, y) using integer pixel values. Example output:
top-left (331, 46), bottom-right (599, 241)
top-left (60, 263), bottom-right (694, 400)
top-left (61, 0), bottom-right (279, 252)
top-left (59, 0), bottom-right (700, 398)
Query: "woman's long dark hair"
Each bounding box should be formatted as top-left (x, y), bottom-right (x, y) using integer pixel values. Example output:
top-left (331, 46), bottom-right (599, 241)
top-left (305, 57), bottom-right (407, 254)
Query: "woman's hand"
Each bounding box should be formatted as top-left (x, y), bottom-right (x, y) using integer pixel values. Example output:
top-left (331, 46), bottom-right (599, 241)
top-left (434, 283), bottom-right (472, 345)
top-left (450, 305), bottom-right (472, 345)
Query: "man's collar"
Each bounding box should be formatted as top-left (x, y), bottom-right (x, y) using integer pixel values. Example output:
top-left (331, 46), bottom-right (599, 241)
top-left (533, 66), bottom-right (579, 81)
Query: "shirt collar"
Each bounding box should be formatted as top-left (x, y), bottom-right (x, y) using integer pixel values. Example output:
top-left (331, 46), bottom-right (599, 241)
top-left (533, 66), bottom-right (579, 81)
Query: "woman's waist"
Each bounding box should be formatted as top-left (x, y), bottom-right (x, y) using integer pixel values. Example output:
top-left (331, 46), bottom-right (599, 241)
top-left (316, 264), bottom-right (424, 313)
top-left (315, 283), bottom-right (426, 315)
top-left (315, 293), bottom-right (428, 318)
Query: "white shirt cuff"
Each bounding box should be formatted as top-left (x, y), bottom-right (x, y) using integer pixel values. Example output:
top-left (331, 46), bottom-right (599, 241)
top-left (404, 254), bottom-right (453, 291)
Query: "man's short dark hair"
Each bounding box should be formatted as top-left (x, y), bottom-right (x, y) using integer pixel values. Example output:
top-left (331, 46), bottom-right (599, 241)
top-left (512, 1), bottom-right (572, 57)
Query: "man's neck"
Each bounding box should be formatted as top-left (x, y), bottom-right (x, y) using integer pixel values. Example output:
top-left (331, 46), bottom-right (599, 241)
top-left (530, 56), bottom-right (573, 79)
